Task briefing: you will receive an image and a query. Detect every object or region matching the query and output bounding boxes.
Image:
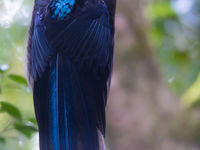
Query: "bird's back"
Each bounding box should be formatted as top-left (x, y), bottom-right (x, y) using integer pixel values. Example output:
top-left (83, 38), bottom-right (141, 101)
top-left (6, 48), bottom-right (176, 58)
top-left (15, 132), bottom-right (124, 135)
top-left (26, 0), bottom-right (116, 150)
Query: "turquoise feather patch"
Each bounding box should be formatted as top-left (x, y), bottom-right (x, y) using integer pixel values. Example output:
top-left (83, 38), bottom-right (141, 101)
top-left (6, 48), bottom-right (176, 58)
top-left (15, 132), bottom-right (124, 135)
top-left (50, 0), bottom-right (75, 20)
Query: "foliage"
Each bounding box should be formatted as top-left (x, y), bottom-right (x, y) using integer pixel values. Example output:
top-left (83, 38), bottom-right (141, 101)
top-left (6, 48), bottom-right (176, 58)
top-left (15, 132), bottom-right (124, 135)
top-left (147, 0), bottom-right (200, 94)
top-left (0, 0), bottom-right (37, 149)
top-left (0, 68), bottom-right (37, 145)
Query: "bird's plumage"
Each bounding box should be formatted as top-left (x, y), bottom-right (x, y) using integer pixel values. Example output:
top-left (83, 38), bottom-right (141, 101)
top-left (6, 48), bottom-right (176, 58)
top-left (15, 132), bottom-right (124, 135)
top-left (26, 0), bottom-right (116, 149)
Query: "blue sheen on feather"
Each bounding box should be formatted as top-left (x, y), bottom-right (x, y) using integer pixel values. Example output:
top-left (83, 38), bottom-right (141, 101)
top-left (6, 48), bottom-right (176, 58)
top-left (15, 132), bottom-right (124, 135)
top-left (49, 59), bottom-right (70, 150)
top-left (49, 64), bottom-right (59, 150)
top-left (50, 0), bottom-right (75, 19)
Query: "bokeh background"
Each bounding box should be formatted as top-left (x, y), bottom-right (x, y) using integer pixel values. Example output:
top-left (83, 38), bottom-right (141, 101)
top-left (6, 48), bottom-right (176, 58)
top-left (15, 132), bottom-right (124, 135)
top-left (0, 0), bottom-right (200, 149)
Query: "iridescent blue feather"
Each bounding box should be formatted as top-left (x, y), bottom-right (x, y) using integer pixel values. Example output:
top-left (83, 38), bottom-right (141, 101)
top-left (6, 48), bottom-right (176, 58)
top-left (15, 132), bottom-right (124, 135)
top-left (49, 64), bottom-right (59, 150)
top-left (50, 0), bottom-right (75, 19)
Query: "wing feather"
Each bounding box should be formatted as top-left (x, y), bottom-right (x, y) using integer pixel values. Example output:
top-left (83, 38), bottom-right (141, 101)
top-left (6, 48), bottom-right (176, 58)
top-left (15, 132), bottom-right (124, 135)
top-left (31, 14), bottom-right (55, 80)
top-left (45, 5), bottom-right (112, 71)
top-left (30, 3), bottom-right (112, 81)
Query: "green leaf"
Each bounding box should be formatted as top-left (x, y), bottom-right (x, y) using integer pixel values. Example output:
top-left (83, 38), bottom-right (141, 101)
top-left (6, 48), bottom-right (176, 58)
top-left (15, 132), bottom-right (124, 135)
top-left (0, 101), bottom-right (22, 120)
top-left (182, 74), bottom-right (200, 108)
top-left (0, 137), bottom-right (6, 144)
top-left (7, 74), bottom-right (28, 87)
top-left (14, 122), bottom-right (38, 138)
top-left (0, 69), bottom-right (3, 74)
top-left (146, 2), bottom-right (177, 19)
top-left (27, 117), bottom-right (37, 126)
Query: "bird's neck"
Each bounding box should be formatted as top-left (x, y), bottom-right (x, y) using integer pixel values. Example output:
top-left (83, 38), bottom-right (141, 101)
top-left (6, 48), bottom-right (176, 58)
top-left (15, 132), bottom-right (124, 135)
top-left (50, 0), bottom-right (76, 19)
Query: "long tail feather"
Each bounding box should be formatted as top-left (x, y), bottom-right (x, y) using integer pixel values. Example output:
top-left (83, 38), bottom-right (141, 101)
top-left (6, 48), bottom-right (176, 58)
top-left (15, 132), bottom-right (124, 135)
top-left (34, 53), bottom-right (105, 150)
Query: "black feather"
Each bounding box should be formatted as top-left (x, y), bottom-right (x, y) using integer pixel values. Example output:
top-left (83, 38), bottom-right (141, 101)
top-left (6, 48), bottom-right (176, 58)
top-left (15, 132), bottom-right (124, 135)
top-left (26, 1), bottom-right (116, 150)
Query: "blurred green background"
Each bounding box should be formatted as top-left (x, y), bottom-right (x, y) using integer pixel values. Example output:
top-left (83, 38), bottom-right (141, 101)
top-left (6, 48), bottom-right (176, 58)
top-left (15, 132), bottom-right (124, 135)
top-left (1, 0), bottom-right (200, 149)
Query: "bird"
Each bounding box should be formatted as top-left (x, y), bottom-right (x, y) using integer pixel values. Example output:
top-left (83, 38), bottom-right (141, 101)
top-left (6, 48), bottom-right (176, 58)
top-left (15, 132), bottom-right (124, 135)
top-left (26, 0), bottom-right (116, 149)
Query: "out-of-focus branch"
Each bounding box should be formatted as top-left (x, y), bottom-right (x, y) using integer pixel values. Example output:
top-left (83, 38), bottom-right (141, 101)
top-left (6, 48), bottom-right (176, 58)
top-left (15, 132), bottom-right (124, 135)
top-left (117, 0), bottom-right (152, 55)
